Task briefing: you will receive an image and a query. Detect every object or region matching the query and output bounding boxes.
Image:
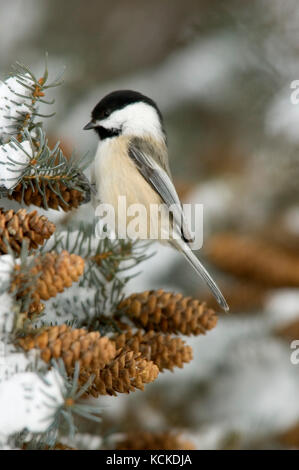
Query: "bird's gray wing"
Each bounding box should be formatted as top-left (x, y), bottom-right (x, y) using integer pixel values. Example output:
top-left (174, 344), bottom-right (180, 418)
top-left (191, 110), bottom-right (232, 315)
top-left (128, 138), bottom-right (194, 243)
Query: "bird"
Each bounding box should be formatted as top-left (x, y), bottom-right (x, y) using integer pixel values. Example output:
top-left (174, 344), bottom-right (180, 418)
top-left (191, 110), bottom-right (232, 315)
top-left (84, 90), bottom-right (228, 311)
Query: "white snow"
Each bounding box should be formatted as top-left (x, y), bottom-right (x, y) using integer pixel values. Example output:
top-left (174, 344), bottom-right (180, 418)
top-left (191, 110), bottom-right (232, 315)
top-left (125, 241), bottom-right (181, 294)
top-left (0, 344), bottom-right (43, 384)
top-left (265, 88), bottom-right (299, 144)
top-left (193, 336), bottom-right (299, 438)
top-left (265, 289), bottom-right (299, 327)
top-left (60, 433), bottom-right (103, 450)
top-left (0, 254), bottom-right (15, 337)
top-left (0, 368), bottom-right (64, 436)
top-left (0, 75), bottom-right (35, 141)
top-left (36, 284), bottom-right (98, 326)
top-left (0, 139), bottom-right (32, 189)
top-left (188, 180), bottom-right (235, 236)
top-left (0, 293), bottom-right (14, 338)
top-left (0, 254), bottom-right (14, 289)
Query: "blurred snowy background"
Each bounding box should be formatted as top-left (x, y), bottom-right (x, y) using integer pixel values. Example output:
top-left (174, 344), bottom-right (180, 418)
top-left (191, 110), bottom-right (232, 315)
top-left (2, 0), bottom-right (299, 449)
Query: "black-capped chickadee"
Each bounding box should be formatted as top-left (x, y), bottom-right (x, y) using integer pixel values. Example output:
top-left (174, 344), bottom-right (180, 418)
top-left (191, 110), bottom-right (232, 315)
top-left (84, 90), bottom-right (228, 311)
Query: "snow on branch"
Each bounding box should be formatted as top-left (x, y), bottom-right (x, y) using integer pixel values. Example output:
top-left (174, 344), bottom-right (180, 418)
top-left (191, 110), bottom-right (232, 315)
top-left (0, 254), bottom-right (15, 337)
top-left (0, 57), bottom-right (64, 145)
top-left (0, 59), bottom-right (91, 210)
top-left (0, 139), bottom-right (31, 189)
top-left (0, 74), bottom-right (35, 142)
top-left (0, 368), bottom-right (64, 437)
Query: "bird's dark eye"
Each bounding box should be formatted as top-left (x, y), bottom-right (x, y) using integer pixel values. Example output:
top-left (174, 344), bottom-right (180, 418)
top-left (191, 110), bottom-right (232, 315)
top-left (103, 110), bottom-right (110, 118)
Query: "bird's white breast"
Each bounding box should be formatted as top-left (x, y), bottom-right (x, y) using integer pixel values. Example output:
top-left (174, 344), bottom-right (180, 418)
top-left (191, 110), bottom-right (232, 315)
top-left (92, 135), bottom-right (161, 212)
top-left (91, 135), bottom-right (176, 241)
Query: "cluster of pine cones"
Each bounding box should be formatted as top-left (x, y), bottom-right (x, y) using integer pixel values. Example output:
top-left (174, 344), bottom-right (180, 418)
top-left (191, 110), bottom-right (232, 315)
top-left (3, 208), bottom-right (217, 427)
top-left (18, 288), bottom-right (217, 397)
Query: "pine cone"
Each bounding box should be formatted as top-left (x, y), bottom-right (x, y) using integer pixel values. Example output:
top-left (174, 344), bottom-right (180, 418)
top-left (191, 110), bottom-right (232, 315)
top-left (18, 324), bottom-right (116, 373)
top-left (85, 350), bottom-right (159, 397)
top-left (31, 250), bottom-right (85, 300)
top-left (12, 250), bottom-right (85, 316)
top-left (0, 208), bottom-right (55, 255)
top-left (205, 233), bottom-right (299, 287)
top-left (114, 328), bottom-right (193, 372)
top-left (116, 289), bottom-right (217, 335)
top-left (116, 431), bottom-right (196, 450)
top-left (8, 182), bottom-right (85, 212)
top-left (18, 324), bottom-right (158, 397)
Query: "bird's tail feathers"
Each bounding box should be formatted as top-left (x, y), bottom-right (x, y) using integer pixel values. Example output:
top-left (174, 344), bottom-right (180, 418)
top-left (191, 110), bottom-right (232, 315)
top-left (173, 239), bottom-right (229, 312)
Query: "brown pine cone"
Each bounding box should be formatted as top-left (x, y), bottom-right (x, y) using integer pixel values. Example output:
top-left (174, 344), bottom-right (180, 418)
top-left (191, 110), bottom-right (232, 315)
top-left (0, 208), bottom-right (55, 255)
top-left (85, 349), bottom-right (159, 397)
top-left (31, 250), bottom-right (85, 300)
top-left (116, 431), bottom-right (195, 450)
top-left (18, 324), bottom-right (116, 373)
top-left (114, 328), bottom-right (193, 372)
top-left (116, 289), bottom-right (217, 335)
top-left (18, 324), bottom-right (158, 397)
top-left (8, 182), bottom-right (85, 212)
top-left (205, 233), bottom-right (299, 287)
top-left (11, 250), bottom-right (85, 316)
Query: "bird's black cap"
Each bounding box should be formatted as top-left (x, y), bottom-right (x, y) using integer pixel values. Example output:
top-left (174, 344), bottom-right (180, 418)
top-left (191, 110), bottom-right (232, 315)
top-left (90, 90), bottom-right (163, 122)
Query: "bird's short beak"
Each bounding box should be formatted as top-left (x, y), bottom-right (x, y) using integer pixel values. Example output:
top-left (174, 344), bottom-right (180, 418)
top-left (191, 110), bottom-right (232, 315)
top-left (83, 121), bottom-right (95, 130)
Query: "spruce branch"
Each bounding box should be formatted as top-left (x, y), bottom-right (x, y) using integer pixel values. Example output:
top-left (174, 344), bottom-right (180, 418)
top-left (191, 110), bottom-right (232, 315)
top-left (0, 368), bottom-right (65, 439)
top-left (6, 247), bottom-right (85, 330)
top-left (47, 225), bottom-right (153, 326)
top-left (48, 362), bottom-right (101, 441)
top-left (35, 360), bottom-right (102, 444)
top-left (1, 57), bottom-right (60, 142)
top-left (0, 59), bottom-right (91, 209)
top-left (52, 224), bottom-right (152, 286)
top-left (0, 243), bottom-right (41, 332)
top-left (10, 361), bottom-right (101, 449)
top-left (2, 128), bottom-right (91, 210)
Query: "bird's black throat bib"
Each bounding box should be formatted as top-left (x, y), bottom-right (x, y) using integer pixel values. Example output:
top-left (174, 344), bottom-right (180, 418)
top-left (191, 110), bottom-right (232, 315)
top-left (95, 126), bottom-right (121, 140)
